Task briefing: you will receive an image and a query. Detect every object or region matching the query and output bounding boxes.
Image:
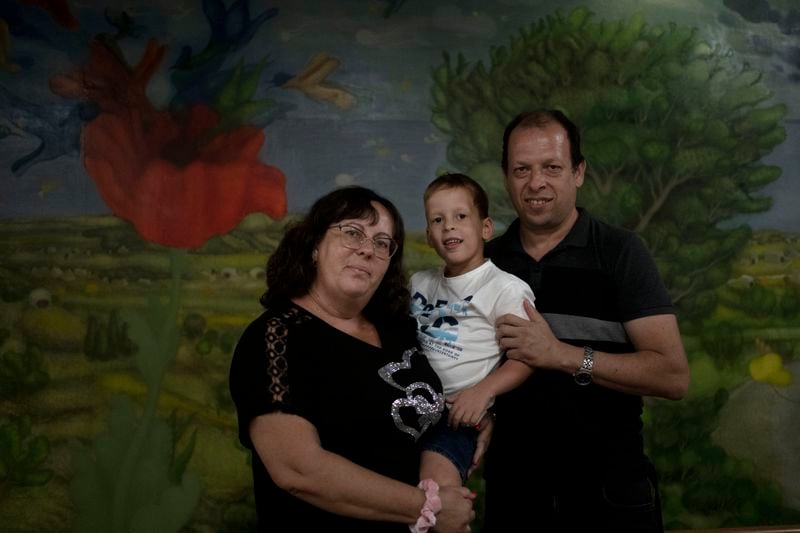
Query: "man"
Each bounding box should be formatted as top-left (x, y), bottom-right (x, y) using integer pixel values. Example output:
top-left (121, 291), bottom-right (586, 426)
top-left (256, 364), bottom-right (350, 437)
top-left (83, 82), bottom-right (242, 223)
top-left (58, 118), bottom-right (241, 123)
top-left (483, 110), bottom-right (690, 532)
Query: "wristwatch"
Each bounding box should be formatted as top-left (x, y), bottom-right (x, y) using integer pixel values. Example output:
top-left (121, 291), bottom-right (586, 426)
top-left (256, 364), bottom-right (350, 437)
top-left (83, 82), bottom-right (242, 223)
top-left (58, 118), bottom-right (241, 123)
top-left (573, 346), bottom-right (594, 386)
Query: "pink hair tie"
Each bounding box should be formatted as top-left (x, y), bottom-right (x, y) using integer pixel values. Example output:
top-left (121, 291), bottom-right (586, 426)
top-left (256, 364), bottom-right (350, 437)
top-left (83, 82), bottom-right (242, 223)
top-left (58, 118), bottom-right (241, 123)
top-left (409, 479), bottom-right (442, 533)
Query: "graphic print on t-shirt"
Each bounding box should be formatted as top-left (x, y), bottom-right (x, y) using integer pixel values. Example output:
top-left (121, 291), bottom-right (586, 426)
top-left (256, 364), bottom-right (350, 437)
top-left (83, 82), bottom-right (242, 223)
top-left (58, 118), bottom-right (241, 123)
top-left (410, 292), bottom-right (472, 359)
top-left (377, 349), bottom-right (444, 440)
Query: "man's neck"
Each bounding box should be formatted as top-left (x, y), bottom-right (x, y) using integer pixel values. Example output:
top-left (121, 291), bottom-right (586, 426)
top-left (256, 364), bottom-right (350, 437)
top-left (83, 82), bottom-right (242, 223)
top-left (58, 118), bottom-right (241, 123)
top-left (519, 209), bottom-right (579, 261)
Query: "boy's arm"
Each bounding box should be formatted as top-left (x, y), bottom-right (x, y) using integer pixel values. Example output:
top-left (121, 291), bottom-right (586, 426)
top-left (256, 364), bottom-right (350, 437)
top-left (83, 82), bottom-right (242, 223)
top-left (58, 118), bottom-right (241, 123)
top-left (447, 359), bottom-right (533, 427)
top-left (480, 278), bottom-right (537, 396)
top-left (448, 278), bottom-right (536, 427)
top-left (475, 358), bottom-right (533, 398)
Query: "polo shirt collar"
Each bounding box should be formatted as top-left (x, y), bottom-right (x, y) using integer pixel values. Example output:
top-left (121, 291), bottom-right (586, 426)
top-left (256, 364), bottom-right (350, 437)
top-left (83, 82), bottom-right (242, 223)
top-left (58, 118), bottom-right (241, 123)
top-left (560, 207), bottom-right (590, 249)
top-left (502, 207), bottom-right (591, 254)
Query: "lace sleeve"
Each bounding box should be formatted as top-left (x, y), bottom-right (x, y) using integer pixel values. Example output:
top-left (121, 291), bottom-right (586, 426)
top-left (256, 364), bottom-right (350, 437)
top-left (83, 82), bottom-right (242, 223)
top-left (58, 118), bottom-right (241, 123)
top-left (229, 306), bottom-right (310, 447)
top-left (264, 314), bottom-right (291, 404)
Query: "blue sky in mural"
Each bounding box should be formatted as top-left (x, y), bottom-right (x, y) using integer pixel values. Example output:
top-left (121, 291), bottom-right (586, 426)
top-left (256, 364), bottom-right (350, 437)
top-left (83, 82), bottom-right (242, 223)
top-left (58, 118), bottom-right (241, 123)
top-left (0, 0), bottom-right (798, 231)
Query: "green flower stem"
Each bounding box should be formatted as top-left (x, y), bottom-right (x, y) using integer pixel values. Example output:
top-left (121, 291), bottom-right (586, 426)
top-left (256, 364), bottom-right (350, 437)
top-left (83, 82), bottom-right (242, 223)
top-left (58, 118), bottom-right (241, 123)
top-left (111, 248), bottom-right (186, 533)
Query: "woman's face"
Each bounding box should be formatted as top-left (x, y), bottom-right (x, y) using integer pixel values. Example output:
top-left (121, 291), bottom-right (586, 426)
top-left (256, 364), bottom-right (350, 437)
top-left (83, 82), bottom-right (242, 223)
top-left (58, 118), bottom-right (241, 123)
top-left (312, 201), bottom-right (396, 306)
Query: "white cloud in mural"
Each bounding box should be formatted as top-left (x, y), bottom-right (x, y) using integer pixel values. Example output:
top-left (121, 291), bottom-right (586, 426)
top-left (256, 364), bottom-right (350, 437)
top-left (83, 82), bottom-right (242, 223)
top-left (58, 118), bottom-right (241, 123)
top-left (355, 4), bottom-right (496, 48)
top-left (355, 27), bottom-right (418, 47)
top-left (494, 0), bottom-right (549, 6)
top-left (424, 132), bottom-right (444, 144)
top-left (430, 5), bottom-right (497, 36)
top-left (718, 9), bottom-right (800, 84)
top-left (334, 172), bottom-right (357, 186)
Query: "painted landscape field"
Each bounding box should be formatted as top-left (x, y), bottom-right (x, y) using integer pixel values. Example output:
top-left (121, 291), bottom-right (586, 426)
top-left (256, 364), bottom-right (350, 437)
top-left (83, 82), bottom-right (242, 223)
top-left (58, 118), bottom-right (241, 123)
top-left (1, 215), bottom-right (799, 531)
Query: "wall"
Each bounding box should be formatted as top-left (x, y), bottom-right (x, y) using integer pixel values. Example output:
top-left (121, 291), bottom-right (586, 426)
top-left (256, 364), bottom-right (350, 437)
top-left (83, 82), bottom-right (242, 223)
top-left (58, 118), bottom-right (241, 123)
top-left (1, 0), bottom-right (799, 531)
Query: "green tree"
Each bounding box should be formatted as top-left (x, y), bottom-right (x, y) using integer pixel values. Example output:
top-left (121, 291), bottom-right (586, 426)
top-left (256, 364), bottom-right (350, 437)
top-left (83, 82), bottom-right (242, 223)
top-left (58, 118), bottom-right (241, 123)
top-left (431, 8), bottom-right (786, 319)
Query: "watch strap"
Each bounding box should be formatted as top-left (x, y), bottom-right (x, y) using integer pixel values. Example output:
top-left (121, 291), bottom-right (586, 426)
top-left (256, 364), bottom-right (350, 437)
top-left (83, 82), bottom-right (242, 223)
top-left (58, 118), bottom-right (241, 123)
top-left (573, 345), bottom-right (594, 385)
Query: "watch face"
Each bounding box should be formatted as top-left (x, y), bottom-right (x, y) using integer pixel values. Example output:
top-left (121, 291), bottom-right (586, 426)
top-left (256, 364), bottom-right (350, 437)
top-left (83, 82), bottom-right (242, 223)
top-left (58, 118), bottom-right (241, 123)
top-left (574, 370), bottom-right (592, 386)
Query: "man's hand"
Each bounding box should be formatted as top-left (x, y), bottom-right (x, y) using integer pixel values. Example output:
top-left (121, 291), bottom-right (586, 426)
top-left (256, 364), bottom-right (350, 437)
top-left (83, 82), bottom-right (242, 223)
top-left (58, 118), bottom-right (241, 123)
top-left (497, 301), bottom-right (690, 399)
top-left (496, 300), bottom-right (564, 370)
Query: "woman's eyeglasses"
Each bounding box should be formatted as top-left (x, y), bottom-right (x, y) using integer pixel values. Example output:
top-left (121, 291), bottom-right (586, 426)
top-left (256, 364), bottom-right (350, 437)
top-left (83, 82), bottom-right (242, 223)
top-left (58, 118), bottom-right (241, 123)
top-left (330, 224), bottom-right (398, 259)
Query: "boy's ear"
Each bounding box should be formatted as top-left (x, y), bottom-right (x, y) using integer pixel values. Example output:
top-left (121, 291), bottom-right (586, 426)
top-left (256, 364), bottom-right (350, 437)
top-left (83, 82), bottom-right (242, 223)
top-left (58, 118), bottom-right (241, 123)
top-left (482, 217), bottom-right (494, 241)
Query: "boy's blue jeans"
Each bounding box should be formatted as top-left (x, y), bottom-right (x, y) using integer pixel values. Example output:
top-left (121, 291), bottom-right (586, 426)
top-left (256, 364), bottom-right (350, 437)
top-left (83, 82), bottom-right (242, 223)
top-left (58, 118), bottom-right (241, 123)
top-left (420, 423), bottom-right (478, 482)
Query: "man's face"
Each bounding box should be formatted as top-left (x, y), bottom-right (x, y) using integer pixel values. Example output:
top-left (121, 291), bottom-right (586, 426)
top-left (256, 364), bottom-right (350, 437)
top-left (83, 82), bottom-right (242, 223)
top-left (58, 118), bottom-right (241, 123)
top-left (504, 122), bottom-right (585, 234)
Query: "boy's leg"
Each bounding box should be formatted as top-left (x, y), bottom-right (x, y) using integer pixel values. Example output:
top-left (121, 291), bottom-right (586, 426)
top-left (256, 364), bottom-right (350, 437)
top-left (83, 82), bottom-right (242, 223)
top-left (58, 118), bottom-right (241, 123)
top-left (420, 450), bottom-right (463, 487)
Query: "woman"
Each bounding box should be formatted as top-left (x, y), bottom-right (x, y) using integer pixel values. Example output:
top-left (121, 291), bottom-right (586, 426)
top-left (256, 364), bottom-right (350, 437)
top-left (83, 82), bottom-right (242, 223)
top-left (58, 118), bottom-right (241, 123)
top-left (229, 186), bottom-right (476, 532)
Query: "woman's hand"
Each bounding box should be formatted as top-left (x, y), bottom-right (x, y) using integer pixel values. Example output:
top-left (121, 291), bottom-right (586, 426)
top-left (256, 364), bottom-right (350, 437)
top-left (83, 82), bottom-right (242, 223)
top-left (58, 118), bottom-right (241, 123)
top-left (467, 412), bottom-right (494, 478)
top-left (435, 485), bottom-right (476, 532)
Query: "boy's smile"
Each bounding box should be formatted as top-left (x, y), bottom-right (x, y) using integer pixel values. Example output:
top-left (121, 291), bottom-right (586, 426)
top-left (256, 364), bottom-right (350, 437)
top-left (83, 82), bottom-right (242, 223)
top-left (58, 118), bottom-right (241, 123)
top-left (425, 186), bottom-right (493, 277)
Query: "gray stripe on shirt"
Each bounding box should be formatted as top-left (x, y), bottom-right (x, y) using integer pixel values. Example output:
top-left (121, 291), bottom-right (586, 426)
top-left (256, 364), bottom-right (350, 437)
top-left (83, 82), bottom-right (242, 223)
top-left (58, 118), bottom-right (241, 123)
top-left (541, 313), bottom-right (630, 344)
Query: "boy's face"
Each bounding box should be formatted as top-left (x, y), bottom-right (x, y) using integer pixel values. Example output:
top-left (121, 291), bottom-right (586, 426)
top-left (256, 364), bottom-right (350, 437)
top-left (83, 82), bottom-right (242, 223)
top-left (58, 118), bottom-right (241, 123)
top-left (425, 186), bottom-right (493, 277)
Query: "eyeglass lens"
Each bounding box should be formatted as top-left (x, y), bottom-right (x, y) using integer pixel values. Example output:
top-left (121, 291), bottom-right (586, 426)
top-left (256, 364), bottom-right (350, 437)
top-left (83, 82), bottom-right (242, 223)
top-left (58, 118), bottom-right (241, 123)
top-left (336, 225), bottom-right (396, 258)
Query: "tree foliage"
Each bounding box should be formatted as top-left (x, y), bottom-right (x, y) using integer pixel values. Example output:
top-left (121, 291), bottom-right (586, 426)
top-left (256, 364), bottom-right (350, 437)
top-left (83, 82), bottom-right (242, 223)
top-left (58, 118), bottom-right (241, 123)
top-left (431, 7), bottom-right (786, 319)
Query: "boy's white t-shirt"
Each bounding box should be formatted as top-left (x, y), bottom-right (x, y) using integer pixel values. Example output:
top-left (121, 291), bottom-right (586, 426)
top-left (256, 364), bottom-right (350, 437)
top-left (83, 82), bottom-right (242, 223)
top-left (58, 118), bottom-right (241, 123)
top-left (409, 259), bottom-right (536, 396)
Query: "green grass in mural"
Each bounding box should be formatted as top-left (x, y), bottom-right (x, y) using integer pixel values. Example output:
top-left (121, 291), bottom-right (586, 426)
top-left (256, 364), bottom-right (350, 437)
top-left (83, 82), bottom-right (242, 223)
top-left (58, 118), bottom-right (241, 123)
top-left (0, 215), bottom-right (444, 532)
top-left (646, 234), bottom-right (800, 530)
top-left (1, 216), bottom-right (799, 531)
top-left (0, 215), bottom-right (284, 532)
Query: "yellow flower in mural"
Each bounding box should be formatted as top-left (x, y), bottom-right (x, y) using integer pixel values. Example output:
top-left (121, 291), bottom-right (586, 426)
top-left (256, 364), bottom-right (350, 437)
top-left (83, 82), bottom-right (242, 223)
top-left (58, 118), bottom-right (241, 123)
top-left (19, 306), bottom-right (87, 350)
top-left (749, 352), bottom-right (793, 387)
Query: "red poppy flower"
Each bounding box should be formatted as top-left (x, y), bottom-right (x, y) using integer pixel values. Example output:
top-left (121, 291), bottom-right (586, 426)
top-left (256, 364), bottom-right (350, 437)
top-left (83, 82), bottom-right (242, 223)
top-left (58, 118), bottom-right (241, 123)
top-left (22, 0), bottom-right (79, 30)
top-left (82, 104), bottom-right (287, 248)
top-left (52, 38), bottom-right (287, 248)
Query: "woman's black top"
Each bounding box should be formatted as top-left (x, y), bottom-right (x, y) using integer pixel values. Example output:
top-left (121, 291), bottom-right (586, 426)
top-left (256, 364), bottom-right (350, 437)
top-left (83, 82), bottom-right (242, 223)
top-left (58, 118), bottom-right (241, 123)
top-left (229, 298), bottom-right (445, 532)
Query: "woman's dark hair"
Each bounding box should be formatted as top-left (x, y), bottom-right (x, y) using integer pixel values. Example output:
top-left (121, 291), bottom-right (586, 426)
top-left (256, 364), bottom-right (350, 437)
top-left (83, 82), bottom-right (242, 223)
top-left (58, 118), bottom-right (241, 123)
top-left (501, 109), bottom-right (585, 172)
top-left (261, 186), bottom-right (409, 324)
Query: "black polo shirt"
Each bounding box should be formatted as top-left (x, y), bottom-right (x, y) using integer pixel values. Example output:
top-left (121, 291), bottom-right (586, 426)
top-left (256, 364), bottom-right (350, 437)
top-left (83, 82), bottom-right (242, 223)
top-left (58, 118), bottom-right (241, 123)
top-left (484, 208), bottom-right (674, 486)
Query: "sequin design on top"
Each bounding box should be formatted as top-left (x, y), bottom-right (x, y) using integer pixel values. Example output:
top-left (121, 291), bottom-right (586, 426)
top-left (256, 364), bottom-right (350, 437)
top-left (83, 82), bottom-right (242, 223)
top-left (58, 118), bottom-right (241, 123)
top-left (264, 307), bottom-right (311, 404)
top-left (378, 349), bottom-right (444, 440)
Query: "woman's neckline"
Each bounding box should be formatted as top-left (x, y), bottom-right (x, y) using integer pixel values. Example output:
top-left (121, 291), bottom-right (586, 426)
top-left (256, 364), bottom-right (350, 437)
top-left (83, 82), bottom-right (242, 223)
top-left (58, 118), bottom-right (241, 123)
top-left (291, 295), bottom-right (382, 348)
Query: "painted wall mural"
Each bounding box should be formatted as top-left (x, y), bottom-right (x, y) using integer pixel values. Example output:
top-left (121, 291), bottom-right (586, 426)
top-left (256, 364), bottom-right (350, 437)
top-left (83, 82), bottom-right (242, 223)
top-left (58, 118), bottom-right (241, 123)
top-left (1, 0), bottom-right (799, 531)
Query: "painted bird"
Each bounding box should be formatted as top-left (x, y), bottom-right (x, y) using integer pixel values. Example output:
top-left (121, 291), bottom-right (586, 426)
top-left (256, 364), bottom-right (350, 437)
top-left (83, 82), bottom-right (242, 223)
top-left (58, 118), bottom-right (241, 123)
top-left (0, 85), bottom-right (93, 176)
top-left (273, 52), bottom-right (355, 110)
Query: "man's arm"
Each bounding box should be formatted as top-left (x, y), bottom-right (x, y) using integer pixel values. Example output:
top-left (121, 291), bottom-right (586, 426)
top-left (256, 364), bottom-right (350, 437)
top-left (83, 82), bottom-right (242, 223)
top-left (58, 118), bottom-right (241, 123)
top-left (497, 300), bottom-right (689, 400)
top-left (595, 313), bottom-right (689, 399)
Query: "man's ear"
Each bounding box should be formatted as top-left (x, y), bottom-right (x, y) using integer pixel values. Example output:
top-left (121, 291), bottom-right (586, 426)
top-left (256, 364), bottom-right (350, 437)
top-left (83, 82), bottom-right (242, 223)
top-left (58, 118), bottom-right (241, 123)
top-left (574, 160), bottom-right (587, 188)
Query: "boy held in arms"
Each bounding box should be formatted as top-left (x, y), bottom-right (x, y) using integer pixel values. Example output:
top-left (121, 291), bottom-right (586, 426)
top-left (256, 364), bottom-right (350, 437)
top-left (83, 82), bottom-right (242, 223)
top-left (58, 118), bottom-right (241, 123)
top-left (411, 173), bottom-right (536, 487)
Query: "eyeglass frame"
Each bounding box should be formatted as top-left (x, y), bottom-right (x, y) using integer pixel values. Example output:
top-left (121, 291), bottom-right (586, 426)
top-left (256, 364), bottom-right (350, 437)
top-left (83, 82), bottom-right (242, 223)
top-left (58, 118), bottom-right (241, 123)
top-left (328, 224), bottom-right (399, 259)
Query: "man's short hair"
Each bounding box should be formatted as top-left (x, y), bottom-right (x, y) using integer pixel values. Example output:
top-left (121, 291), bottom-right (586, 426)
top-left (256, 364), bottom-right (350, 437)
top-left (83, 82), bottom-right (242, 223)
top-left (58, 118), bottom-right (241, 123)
top-left (501, 109), bottom-right (585, 172)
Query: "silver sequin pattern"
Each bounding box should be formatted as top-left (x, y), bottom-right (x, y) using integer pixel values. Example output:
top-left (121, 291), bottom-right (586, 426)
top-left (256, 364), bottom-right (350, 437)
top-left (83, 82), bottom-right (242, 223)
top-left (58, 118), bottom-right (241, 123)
top-left (378, 348), bottom-right (444, 440)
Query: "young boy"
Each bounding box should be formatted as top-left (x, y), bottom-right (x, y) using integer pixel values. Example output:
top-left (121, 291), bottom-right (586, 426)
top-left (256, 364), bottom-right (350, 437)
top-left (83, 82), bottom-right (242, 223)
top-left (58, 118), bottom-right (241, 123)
top-left (411, 173), bottom-right (536, 487)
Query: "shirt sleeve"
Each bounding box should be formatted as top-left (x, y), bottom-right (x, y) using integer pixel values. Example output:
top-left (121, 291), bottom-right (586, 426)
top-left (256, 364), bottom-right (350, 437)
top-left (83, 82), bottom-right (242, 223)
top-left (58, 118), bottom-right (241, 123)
top-left (490, 275), bottom-right (537, 323)
top-left (229, 313), bottom-right (300, 448)
top-left (614, 233), bottom-right (674, 321)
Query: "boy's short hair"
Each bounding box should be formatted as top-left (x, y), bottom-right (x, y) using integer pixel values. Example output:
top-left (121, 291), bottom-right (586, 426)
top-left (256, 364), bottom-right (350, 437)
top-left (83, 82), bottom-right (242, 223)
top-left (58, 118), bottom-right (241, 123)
top-left (423, 173), bottom-right (490, 219)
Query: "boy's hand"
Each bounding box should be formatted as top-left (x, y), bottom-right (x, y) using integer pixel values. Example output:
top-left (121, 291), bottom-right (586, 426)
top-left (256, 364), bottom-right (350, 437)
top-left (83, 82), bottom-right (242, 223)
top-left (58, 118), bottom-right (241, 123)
top-left (446, 384), bottom-right (493, 428)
